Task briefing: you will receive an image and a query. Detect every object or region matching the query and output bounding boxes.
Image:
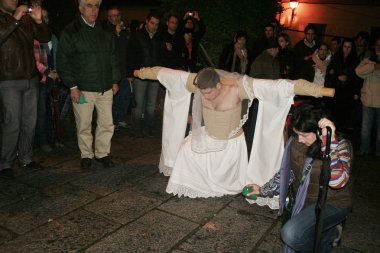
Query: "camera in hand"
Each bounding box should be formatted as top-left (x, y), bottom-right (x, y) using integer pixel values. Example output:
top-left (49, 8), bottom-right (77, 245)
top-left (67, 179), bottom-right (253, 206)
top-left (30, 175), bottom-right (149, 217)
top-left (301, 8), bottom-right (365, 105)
top-left (18, 0), bottom-right (32, 12)
top-left (188, 11), bottom-right (194, 17)
top-left (119, 21), bottom-right (126, 30)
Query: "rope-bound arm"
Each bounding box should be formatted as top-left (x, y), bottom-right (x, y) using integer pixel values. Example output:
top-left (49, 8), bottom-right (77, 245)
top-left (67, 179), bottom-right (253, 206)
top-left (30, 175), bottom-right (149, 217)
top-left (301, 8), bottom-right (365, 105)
top-left (220, 76), bottom-right (335, 98)
top-left (293, 79), bottom-right (335, 97)
top-left (134, 66), bottom-right (162, 80)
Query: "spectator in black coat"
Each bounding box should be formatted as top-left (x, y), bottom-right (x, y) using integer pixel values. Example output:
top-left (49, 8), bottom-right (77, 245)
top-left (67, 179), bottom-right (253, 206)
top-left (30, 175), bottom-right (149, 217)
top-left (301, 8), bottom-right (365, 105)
top-left (219, 30), bottom-right (250, 74)
top-left (293, 24), bottom-right (318, 81)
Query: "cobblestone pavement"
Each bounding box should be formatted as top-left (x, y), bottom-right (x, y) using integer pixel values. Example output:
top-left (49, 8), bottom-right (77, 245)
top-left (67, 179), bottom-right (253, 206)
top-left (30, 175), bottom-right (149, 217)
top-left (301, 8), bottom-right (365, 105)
top-left (0, 129), bottom-right (379, 253)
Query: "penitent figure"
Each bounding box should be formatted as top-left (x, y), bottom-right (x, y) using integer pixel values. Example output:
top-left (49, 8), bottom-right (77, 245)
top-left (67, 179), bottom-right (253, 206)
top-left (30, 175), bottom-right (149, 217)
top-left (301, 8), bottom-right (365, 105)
top-left (134, 67), bottom-right (334, 204)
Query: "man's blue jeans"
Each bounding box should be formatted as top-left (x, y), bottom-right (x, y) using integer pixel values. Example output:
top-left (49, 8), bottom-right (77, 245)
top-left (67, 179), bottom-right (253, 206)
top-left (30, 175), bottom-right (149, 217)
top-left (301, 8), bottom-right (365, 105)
top-left (112, 78), bottom-right (131, 124)
top-left (131, 79), bottom-right (159, 134)
top-left (0, 78), bottom-right (38, 169)
top-left (281, 203), bottom-right (349, 253)
top-left (360, 105), bottom-right (380, 156)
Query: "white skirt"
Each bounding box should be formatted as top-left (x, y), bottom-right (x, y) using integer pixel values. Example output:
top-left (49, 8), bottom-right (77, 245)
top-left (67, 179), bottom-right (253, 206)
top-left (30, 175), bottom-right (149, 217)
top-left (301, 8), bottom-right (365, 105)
top-left (166, 133), bottom-right (248, 198)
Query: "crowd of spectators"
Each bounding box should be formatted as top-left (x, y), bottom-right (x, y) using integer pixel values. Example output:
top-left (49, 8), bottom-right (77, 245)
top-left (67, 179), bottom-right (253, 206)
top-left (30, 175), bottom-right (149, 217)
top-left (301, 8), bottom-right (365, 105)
top-left (1, 0), bottom-right (380, 178)
top-left (230, 23), bottom-right (379, 159)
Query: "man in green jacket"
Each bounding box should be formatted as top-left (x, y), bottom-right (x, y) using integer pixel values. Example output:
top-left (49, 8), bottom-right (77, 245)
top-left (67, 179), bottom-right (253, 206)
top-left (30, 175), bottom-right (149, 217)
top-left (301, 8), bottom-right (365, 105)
top-left (57, 0), bottom-right (120, 169)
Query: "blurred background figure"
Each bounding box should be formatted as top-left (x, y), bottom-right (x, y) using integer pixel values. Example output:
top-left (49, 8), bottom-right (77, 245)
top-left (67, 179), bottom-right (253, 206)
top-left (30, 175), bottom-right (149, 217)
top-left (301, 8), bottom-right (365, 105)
top-left (325, 38), bottom-right (361, 136)
top-left (34, 8), bottom-right (62, 152)
top-left (293, 24), bottom-right (317, 81)
top-left (355, 31), bottom-right (370, 60)
top-left (162, 14), bottom-right (183, 70)
top-left (219, 30), bottom-right (250, 75)
top-left (312, 42), bottom-right (331, 86)
top-left (277, 32), bottom-right (294, 79)
top-left (126, 11), bottom-right (164, 138)
top-left (251, 23), bottom-right (276, 62)
top-left (106, 6), bottom-right (131, 130)
top-left (246, 40), bottom-right (281, 153)
top-left (330, 37), bottom-right (341, 56)
top-left (355, 37), bottom-right (380, 159)
top-left (179, 11), bottom-right (206, 72)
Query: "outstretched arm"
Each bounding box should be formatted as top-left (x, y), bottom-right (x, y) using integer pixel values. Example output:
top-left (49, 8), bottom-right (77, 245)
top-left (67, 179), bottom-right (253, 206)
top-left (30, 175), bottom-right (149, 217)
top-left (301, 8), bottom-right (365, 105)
top-left (134, 67), bottom-right (197, 93)
top-left (133, 66), bottom-right (162, 80)
top-left (246, 170), bottom-right (295, 198)
top-left (293, 79), bottom-right (334, 97)
top-left (220, 76), bottom-right (335, 99)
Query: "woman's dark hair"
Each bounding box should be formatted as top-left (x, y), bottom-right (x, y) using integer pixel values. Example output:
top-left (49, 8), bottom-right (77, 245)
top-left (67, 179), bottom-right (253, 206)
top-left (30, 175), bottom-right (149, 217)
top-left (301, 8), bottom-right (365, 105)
top-left (278, 32), bottom-right (291, 44)
top-left (335, 38), bottom-right (357, 62)
top-left (291, 102), bottom-right (330, 158)
top-left (234, 30), bottom-right (248, 42)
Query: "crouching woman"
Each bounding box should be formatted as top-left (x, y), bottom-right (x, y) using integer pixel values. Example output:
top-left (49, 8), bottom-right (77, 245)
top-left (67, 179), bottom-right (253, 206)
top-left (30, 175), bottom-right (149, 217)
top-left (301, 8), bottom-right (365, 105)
top-left (246, 102), bottom-right (353, 252)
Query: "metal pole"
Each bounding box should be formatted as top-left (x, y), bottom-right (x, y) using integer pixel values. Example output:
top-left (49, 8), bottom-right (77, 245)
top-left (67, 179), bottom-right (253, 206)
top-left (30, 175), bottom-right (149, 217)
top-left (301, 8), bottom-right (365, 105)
top-left (313, 126), bottom-right (332, 253)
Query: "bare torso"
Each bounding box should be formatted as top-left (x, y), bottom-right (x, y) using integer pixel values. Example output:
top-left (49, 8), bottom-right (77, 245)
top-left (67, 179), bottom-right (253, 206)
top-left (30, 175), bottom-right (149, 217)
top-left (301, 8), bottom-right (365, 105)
top-left (201, 85), bottom-right (241, 111)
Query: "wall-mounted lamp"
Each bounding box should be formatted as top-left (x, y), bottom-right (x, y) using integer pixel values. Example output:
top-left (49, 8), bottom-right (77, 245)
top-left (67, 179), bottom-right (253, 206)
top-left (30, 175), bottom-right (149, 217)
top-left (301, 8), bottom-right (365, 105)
top-left (278, 0), bottom-right (300, 27)
top-left (289, 0), bottom-right (299, 10)
top-left (289, 1), bottom-right (299, 25)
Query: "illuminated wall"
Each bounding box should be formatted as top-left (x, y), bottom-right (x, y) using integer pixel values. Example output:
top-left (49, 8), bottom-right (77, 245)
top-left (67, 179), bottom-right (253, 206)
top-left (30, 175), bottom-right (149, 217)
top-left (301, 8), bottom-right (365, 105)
top-left (278, 1), bottom-right (380, 44)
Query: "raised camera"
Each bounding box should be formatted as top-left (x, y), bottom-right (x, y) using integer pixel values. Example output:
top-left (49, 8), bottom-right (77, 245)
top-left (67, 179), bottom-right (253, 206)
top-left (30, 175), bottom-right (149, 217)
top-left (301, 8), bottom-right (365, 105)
top-left (27, 6), bottom-right (33, 13)
top-left (188, 12), bottom-right (194, 17)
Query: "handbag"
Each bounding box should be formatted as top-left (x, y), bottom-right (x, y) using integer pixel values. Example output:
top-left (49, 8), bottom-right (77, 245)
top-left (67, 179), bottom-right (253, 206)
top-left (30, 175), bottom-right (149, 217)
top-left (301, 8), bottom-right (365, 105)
top-left (281, 161), bottom-right (313, 226)
top-left (281, 184), bottom-right (295, 226)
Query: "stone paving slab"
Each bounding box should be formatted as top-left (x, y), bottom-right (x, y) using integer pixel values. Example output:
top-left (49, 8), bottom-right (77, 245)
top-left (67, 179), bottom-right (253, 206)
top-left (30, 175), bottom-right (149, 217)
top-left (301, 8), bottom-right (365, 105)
top-left (69, 166), bottom-right (130, 197)
top-left (112, 138), bottom-right (161, 162)
top-left (0, 209), bottom-right (120, 253)
top-left (158, 195), bottom-right (235, 224)
top-left (229, 196), bottom-right (279, 220)
top-left (0, 184), bottom-right (98, 235)
top-left (340, 212), bottom-right (380, 252)
top-left (123, 150), bottom-right (161, 167)
top-left (257, 220), bottom-right (283, 253)
top-left (332, 247), bottom-right (364, 253)
top-left (49, 158), bottom-right (87, 173)
top-left (350, 199), bottom-right (380, 226)
top-left (0, 178), bottom-right (38, 208)
top-left (85, 209), bottom-right (199, 253)
top-left (84, 187), bottom-right (163, 225)
top-left (70, 164), bottom-right (157, 196)
top-left (15, 167), bottom-right (84, 190)
top-left (37, 152), bottom-right (78, 168)
top-left (33, 140), bottom-right (79, 166)
top-left (173, 206), bottom-right (276, 252)
top-left (130, 173), bottom-right (172, 200)
top-left (0, 228), bottom-right (14, 247)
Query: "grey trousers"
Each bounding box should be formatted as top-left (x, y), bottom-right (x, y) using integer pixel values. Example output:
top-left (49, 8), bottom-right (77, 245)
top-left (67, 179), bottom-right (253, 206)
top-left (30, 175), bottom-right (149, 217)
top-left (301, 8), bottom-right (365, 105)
top-left (0, 77), bottom-right (38, 169)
